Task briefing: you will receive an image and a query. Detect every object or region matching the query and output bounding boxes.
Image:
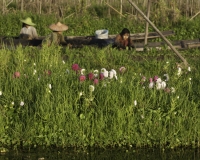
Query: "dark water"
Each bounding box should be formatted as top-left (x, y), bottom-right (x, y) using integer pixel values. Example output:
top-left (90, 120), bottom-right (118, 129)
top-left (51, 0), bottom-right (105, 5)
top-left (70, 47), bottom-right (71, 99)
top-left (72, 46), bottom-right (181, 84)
top-left (0, 148), bottom-right (199, 160)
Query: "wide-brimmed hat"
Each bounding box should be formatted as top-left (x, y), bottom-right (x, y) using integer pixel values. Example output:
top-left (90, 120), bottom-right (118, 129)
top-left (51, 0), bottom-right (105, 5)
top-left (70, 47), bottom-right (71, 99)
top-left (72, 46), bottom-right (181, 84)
top-left (20, 17), bottom-right (36, 26)
top-left (49, 22), bottom-right (68, 32)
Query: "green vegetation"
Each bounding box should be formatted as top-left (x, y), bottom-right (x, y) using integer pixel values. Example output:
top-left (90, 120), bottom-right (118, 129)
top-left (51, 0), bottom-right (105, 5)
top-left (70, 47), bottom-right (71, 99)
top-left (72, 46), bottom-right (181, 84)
top-left (0, 5), bottom-right (200, 152)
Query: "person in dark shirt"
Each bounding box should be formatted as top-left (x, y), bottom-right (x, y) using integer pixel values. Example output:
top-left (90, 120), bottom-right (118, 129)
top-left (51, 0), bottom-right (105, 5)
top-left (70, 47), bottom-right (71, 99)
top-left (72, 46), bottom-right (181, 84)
top-left (113, 28), bottom-right (134, 50)
top-left (42, 22), bottom-right (68, 46)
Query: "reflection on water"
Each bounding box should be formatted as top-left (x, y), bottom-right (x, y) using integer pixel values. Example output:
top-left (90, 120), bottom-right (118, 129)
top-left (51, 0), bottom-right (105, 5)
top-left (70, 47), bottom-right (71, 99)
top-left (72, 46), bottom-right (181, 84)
top-left (0, 148), bottom-right (200, 160)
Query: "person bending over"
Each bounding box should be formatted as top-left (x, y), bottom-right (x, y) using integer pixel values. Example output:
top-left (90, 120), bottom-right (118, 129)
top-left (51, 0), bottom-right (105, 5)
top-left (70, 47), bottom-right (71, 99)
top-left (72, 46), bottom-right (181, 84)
top-left (42, 22), bottom-right (68, 46)
top-left (113, 28), bottom-right (134, 50)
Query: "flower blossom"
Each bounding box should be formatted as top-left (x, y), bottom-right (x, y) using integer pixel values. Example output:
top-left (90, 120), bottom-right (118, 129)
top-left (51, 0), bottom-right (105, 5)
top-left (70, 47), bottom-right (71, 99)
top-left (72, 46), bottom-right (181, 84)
top-left (177, 67), bottom-right (182, 76)
top-left (99, 73), bottom-right (104, 80)
top-left (89, 85), bottom-right (95, 92)
top-left (93, 70), bottom-right (99, 77)
top-left (79, 75), bottom-right (86, 82)
top-left (101, 68), bottom-right (108, 78)
top-left (88, 72), bottom-right (94, 80)
top-left (93, 78), bottom-right (99, 85)
top-left (80, 69), bottom-right (86, 75)
top-left (72, 64), bottom-right (80, 71)
top-left (163, 74), bottom-right (169, 81)
top-left (119, 66), bottom-right (126, 73)
top-left (149, 78), bottom-right (154, 89)
top-left (20, 101), bottom-right (24, 106)
top-left (14, 72), bottom-right (20, 78)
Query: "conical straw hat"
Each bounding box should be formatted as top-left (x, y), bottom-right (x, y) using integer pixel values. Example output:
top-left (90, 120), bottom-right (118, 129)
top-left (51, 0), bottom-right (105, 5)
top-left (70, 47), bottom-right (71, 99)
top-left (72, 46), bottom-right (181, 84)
top-left (49, 22), bottom-right (68, 32)
top-left (20, 17), bottom-right (36, 26)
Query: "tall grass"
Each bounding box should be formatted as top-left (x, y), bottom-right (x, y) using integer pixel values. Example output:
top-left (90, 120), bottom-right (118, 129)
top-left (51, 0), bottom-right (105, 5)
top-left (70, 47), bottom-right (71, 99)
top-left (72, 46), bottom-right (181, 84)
top-left (0, 44), bottom-right (200, 150)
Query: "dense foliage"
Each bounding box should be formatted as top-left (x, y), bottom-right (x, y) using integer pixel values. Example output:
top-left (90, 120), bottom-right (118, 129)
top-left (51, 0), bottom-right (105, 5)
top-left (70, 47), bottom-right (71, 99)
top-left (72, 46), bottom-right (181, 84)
top-left (0, 10), bottom-right (200, 152)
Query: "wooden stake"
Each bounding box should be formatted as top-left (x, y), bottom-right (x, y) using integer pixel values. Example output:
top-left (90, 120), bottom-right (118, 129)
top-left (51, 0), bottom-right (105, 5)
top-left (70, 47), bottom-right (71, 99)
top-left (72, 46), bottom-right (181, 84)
top-left (127, 0), bottom-right (188, 67)
top-left (144, 0), bottom-right (151, 45)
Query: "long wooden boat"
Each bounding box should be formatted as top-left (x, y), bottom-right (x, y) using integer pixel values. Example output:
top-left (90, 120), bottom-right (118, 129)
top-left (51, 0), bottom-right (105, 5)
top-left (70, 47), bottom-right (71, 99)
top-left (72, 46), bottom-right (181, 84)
top-left (0, 30), bottom-right (200, 51)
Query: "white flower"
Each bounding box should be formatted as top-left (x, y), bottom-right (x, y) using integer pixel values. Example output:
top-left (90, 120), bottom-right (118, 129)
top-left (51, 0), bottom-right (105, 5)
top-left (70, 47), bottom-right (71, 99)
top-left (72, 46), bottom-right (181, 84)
top-left (109, 71), bottom-right (114, 79)
top-left (156, 82), bottom-right (162, 90)
top-left (103, 70), bottom-right (109, 78)
top-left (177, 67), bottom-right (182, 76)
top-left (33, 63), bottom-right (36, 66)
top-left (49, 84), bottom-right (52, 89)
top-left (164, 74), bottom-right (169, 81)
top-left (80, 69), bottom-right (86, 75)
top-left (20, 101), bottom-right (24, 106)
top-left (188, 67), bottom-right (191, 72)
top-left (166, 61), bottom-right (169, 64)
top-left (101, 68), bottom-right (107, 73)
top-left (156, 78), bottom-right (162, 83)
top-left (101, 68), bottom-right (109, 78)
top-left (33, 69), bottom-right (37, 75)
top-left (111, 69), bottom-right (117, 80)
top-left (79, 91), bottom-right (84, 97)
top-left (111, 69), bottom-right (117, 76)
top-left (189, 78), bottom-right (192, 81)
top-left (66, 69), bottom-right (70, 74)
top-left (62, 60), bottom-right (65, 64)
top-left (11, 102), bottom-right (14, 105)
top-left (171, 87), bottom-right (175, 93)
top-left (177, 96), bottom-right (179, 99)
top-left (0, 91), bottom-right (2, 96)
top-left (161, 81), bottom-right (166, 89)
top-left (93, 70), bottom-right (99, 77)
top-left (89, 85), bottom-right (95, 92)
top-left (134, 100), bottom-right (137, 106)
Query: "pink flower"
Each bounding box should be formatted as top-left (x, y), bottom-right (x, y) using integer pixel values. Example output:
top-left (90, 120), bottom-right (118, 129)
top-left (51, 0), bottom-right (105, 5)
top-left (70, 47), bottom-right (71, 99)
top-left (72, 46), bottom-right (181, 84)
top-left (14, 71), bottom-right (20, 78)
top-left (44, 70), bottom-right (51, 76)
top-left (164, 87), bottom-right (171, 93)
top-left (99, 73), bottom-right (104, 80)
top-left (119, 66), bottom-right (126, 73)
top-left (140, 76), bottom-right (146, 84)
top-left (153, 76), bottom-right (158, 82)
top-left (93, 78), bottom-right (99, 85)
top-left (149, 78), bottom-right (154, 88)
top-left (79, 75), bottom-right (86, 82)
top-left (88, 73), bottom-right (94, 80)
top-left (47, 70), bottom-right (51, 75)
top-left (72, 64), bottom-right (80, 71)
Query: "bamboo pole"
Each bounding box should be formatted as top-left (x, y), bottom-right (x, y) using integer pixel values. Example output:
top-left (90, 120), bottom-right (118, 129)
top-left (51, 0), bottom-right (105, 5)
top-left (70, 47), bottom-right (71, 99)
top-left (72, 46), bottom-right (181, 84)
top-left (144, 0), bottom-right (151, 45)
top-left (127, 0), bottom-right (188, 67)
top-left (190, 10), bottom-right (200, 20)
top-left (21, 0), bottom-right (23, 12)
top-left (120, 0), bottom-right (123, 19)
top-left (105, 2), bottom-right (125, 17)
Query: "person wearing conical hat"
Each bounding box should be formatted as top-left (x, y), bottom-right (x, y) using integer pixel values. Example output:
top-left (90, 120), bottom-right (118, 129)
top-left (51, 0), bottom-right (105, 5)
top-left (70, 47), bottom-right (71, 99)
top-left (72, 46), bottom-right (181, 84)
top-left (42, 22), bottom-right (68, 46)
top-left (19, 17), bottom-right (38, 40)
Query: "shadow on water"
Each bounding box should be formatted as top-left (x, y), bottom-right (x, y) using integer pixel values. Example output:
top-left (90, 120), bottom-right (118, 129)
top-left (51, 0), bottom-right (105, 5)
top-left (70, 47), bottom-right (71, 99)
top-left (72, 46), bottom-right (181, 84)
top-left (0, 148), bottom-right (200, 160)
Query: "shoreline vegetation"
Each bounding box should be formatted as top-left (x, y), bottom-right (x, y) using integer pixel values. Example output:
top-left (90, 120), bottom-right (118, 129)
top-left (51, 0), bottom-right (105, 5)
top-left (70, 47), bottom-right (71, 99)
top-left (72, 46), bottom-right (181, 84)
top-left (0, 0), bottom-right (200, 153)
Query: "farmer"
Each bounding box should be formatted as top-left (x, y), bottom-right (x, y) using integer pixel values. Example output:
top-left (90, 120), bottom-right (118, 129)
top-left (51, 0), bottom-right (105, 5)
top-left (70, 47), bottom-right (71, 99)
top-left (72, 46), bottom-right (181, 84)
top-left (42, 22), bottom-right (68, 46)
top-left (19, 17), bottom-right (38, 40)
top-left (113, 28), bottom-right (134, 50)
